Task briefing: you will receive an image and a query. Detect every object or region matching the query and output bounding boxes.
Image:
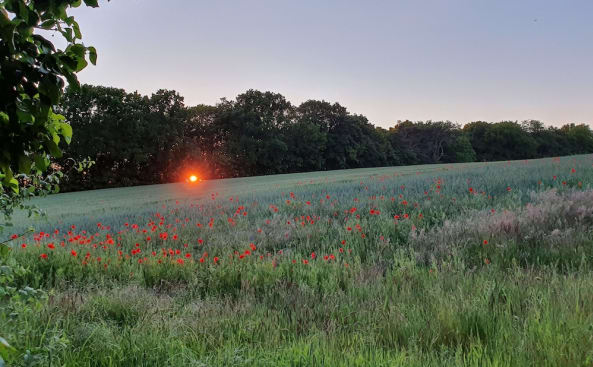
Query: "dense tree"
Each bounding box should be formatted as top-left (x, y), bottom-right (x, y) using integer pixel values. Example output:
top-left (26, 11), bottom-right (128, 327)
top-left (388, 121), bottom-right (459, 164)
top-left (57, 85), bottom-right (184, 190)
top-left (216, 90), bottom-right (292, 176)
top-left (55, 85), bottom-right (593, 192)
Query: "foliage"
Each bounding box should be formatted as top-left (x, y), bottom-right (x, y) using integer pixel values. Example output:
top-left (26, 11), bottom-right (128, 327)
top-left (57, 85), bottom-right (593, 191)
top-left (0, 0), bottom-right (101, 231)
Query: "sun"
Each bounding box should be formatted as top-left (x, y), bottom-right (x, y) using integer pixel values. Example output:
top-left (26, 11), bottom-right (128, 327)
top-left (189, 175), bottom-right (198, 182)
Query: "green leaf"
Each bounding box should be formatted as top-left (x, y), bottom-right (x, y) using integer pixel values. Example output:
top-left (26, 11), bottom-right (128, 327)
top-left (18, 155), bottom-right (32, 174)
top-left (62, 27), bottom-right (73, 42)
top-left (64, 71), bottom-right (80, 89)
top-left (72, 21), bottom-right (82, 39)
top-left (3, 178), bottom-right (18, 194)
top-left (39, 19), bottom-right (56, 30)
top-left (68, 43), bottom-right (86, 57)
top-left (46, 140), bottom-right (63, 158)
top-left (88, 46), bottom-right (97, 65)
top-left (84, 0), bottom-right (100, 7)
top-left (39, 77), bottom-right (61, 105)
top-left (15, 109), bottom-right (34, 123)
top-left (0, 9), bottom-right (17, 52)
top-left (33, 34), bottom-right (56, 53)
top-left (75, 57), bottom-right (88, 72)
top-left (59, 122), bottom-right (73, 144)
top-left (0, 112), bottom-right (8, 125)
top-left (33, 154), bottom-right (50, 172)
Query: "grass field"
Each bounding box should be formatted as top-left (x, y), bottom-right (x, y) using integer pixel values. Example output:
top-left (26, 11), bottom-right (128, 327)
top-left (2, 155), bottom-right (593, 366)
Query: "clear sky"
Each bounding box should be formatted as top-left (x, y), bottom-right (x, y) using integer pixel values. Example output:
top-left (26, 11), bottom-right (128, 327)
top-left (67, 0), bottom-right (593, 128)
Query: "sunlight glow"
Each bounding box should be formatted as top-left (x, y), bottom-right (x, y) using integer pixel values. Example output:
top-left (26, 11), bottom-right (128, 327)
top-left (189, 175), bottom-right (198, 182)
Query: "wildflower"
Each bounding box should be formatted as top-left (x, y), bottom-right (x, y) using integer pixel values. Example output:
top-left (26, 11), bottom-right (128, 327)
top-left (71, 250), bottom-right (78, 257)
top-left (21, 243), bottom-right (27, 248)
top-left (250, 243), bottom-right (257, 251)
top-left (40, 253), bottom-right (48, 259)
top-left (48, 243), bottom-right (55, 250)
top-left (10, 234), bottom-right (18, 240)
top-left (185, 253), bottom-right (191, 258)
top-left (483, 240), bottom-right (488, 245)
top-left (484, 258), bottom-right (491, 265)
top-left (213, 256), bottom-right (219, 264)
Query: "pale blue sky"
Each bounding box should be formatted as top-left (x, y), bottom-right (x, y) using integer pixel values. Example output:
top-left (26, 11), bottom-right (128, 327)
top-left (67, 0), bottom-right (593, 128)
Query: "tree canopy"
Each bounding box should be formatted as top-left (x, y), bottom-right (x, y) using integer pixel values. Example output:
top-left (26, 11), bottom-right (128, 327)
top-left (56, 84), bottom-right (593, 192)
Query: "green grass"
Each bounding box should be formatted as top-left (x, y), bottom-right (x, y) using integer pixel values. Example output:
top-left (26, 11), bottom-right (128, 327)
top-left (2, 155), bottom-right (593, 366)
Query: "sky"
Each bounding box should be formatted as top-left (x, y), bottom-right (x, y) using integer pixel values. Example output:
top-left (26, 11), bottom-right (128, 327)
top-left (65, 0), bottom-right (593, 128)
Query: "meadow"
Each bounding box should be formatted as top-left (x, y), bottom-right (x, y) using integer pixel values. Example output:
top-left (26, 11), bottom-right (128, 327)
top-left (2, 155), bottom-right (593, 366)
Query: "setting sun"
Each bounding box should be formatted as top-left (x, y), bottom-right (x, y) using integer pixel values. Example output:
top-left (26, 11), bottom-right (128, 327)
top-left (189, 175), bottom-right (198, 182)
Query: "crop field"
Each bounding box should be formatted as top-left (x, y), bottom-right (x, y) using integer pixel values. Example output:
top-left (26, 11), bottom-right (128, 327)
top-left (2, 155), bottom-right (593, 366)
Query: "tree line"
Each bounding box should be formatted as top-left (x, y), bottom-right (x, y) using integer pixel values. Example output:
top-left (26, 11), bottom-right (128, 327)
top-left (56, 84), bottom-right (593, 191)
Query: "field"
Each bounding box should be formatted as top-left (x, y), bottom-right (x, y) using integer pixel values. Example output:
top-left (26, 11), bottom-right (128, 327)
top-left (2, 155), bottom-right (593, 366)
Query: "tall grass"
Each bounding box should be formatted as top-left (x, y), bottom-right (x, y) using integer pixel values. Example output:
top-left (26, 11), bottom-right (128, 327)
top-left (2, 155), bottom-right (593, 366)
